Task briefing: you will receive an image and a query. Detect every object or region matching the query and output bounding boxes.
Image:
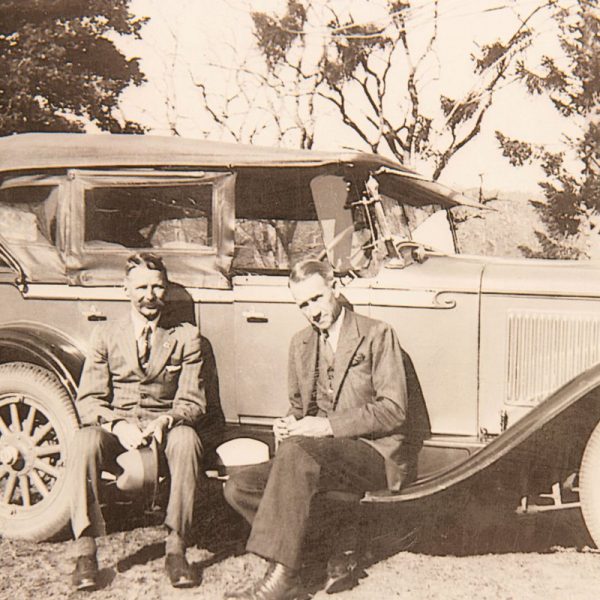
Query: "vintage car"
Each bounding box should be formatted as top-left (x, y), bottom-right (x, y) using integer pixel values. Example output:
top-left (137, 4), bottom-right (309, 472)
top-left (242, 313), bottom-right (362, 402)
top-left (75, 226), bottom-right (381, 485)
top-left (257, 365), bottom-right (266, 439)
top-left (1, 132), bottom-right (600, 548)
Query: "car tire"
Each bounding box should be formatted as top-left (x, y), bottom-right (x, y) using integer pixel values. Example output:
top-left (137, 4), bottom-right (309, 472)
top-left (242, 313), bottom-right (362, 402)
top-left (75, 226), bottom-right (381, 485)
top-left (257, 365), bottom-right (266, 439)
top-left (0, 362), bottom-right (79, 541)
top-left (579, 420), bottom-right (600, 547)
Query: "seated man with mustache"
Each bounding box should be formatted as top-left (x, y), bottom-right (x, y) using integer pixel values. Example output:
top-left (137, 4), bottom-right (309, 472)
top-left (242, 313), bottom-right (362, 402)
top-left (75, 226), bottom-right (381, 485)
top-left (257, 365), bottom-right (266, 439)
top-left (67, 252), bottom-right (205, 591)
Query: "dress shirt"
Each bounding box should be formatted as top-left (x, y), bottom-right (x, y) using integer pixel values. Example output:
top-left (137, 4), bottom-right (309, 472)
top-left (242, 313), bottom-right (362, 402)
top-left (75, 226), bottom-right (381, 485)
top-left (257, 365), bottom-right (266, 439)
top-left (130, 308), bottom-right (158, 348)
top-left (323, 307), bottom-right (345, 353)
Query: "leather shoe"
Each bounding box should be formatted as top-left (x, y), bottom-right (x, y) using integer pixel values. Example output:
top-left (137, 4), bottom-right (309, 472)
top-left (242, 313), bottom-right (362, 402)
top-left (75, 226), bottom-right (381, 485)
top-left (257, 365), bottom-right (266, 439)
top-left (165, 553), bottom-right (196, 588)
top-left (324, 551), bottom-right (359, 594)
top-left (224, 561), bottom-right (300, 600)
top-left (72, 555), bottom-right (98, 591)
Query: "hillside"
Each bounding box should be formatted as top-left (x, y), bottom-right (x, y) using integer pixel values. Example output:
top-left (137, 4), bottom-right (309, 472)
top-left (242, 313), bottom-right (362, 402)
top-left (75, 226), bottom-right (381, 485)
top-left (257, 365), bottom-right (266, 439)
top-left (454, 189), bottom-right (545, 258)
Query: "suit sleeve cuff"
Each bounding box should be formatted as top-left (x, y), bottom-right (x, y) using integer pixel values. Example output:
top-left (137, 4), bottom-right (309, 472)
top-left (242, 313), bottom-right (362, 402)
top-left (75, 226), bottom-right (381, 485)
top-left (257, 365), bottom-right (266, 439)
top-left (327, 412), bottom-right (357, 438)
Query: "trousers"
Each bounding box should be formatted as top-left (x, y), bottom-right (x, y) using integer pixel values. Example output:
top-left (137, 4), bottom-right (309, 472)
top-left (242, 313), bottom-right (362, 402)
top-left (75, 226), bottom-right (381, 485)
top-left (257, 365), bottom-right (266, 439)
top-left (223, 436), bottom-right (387, 570)
top-left (67, 424), bottom-right (203, 541)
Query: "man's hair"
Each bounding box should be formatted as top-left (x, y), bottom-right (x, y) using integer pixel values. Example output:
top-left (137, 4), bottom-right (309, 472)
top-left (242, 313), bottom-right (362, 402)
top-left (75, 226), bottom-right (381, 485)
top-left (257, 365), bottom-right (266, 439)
top-left (125, 252), bottom-right (168, 280)
top-left (289, 259), bottom-right (334, 285)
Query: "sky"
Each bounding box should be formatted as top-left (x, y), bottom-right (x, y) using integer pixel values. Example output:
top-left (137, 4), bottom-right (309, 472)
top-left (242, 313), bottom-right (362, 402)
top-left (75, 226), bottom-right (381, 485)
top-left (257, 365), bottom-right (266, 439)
top-left (113, 0), bottom-right (579, 196)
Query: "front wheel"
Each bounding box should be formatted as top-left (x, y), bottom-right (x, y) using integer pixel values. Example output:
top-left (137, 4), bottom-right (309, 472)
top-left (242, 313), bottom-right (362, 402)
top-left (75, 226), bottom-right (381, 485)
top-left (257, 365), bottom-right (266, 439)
top-left (0, 362), bottom-right (79, 541)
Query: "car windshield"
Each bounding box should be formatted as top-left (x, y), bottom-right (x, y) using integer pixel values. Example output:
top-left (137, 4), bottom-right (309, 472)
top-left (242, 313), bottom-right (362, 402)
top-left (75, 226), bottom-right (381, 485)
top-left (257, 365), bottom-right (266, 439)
top-left (310, 176), bottom-right (456, 274)
top-left (379, 194), bottom-right (456, 254)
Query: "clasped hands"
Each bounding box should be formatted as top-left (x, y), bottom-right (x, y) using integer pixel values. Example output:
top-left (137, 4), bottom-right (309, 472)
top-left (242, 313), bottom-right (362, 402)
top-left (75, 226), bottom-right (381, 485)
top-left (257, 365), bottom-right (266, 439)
top-left (112, 415), bottom-right (174, 449)
top-left (273, 415), bottom-right (333, 442)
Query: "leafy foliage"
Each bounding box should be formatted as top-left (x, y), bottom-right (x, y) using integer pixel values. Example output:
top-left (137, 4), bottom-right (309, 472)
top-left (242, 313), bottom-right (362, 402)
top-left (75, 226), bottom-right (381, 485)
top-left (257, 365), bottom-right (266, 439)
top-left (497, 1), bottom-right (599, 259)
top-left (0, 0), bottom-right (145, 136)
top-left (322, 23), bottom-right (389, 87)
top-left (253, 1), bottom-right (307, 69)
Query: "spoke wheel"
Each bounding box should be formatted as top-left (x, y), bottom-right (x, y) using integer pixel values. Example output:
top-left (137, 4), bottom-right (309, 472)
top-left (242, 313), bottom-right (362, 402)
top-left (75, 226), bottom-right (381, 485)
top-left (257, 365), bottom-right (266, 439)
top-left (0, 362), bottom-right (78, 541)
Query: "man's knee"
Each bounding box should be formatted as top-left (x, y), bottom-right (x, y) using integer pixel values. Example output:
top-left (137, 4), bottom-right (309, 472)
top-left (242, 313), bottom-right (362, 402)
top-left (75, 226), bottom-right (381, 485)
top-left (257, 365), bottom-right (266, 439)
top-left (165, 425), bottom-right (203, 461)
top-left (276, 436), bottom-right (316, 460)
top-left (71, 426), bottom-right (106, 456)
top-left (275, 436), bottom-right (321, 473)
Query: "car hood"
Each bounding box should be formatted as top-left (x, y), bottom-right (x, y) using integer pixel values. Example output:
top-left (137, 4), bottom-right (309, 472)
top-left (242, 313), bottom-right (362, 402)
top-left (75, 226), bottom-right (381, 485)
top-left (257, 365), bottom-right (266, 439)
top-left (369, 253), bottom-right (600, 299)
top-left (480, 258), bottom-right (600, 298)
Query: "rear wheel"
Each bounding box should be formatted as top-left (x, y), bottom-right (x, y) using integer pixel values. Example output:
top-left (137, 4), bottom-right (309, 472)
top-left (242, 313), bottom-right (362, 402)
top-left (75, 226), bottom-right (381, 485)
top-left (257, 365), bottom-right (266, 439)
top-left (0, 362), bottom-right (78, 541)
top-left (579, 420), bottom-right (600, 547)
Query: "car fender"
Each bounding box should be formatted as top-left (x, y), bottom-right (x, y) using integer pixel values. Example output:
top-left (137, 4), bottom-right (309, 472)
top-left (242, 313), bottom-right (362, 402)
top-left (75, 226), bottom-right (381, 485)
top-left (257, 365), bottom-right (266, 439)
top-left (0, 321), bottom-right (85, 402)
top-left (366, 362), bottom-right (600, 504)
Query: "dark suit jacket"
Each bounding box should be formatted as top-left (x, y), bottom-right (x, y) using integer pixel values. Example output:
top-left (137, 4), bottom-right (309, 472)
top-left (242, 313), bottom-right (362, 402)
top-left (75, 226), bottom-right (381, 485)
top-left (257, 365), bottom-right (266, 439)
top-left (76, 317), bottom-right (206, 428)
top-left (287, 310), bottom-right (408, 491)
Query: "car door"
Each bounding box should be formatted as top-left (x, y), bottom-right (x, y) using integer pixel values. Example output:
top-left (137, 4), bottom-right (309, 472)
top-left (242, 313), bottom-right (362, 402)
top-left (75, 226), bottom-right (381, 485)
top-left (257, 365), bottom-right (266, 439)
top-left (230, 168), bottom-right (329, 423)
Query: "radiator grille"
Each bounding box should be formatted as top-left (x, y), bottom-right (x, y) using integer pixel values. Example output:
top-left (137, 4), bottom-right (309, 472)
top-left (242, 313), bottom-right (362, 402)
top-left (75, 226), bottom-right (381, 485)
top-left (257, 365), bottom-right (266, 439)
top-left (507, 311), bottom-right (600, 406)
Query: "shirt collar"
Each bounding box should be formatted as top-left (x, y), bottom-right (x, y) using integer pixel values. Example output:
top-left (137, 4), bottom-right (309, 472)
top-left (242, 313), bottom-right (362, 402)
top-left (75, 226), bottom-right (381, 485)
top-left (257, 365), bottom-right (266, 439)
top-left (323, 307), bottom-right (345, 353)
top-left (130, 308), bottom-right (159, 339)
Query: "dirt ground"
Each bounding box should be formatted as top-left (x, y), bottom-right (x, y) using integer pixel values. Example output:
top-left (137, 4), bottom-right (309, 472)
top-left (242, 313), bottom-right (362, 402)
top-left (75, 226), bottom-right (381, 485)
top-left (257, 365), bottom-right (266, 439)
top-left (2, 479), bottom-right (600, 600)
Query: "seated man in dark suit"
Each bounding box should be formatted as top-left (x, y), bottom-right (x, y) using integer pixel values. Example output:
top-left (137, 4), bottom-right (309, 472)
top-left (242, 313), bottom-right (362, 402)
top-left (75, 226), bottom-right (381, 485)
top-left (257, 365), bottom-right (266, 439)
top-left (224, 258), bottom-right (409, 599)
top-left (67, 253), bottom-right (205, 591)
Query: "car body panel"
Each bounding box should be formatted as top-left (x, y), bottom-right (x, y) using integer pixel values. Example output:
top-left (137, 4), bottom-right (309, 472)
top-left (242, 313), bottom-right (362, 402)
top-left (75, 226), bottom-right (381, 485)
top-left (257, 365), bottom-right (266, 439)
top-left (479, 261), bottom-right (600, 435)
top-left (370, 257), bottom-right (484, 436)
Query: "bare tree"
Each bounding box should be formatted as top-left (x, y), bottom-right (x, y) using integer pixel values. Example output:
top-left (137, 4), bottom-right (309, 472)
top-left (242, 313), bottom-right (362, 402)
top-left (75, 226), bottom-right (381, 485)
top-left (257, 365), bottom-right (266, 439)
top-left (191, 20), bottom-right (320, 147)
top-left (194, 0), bottom-right (558, 179)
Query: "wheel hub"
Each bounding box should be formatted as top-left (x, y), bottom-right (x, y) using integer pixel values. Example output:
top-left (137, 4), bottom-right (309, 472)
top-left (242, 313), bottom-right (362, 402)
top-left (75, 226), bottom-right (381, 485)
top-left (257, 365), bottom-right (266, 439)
top-left (0, 445), bottom-right (19, 466)
top-left (0, 433), bottom-right (35, 472)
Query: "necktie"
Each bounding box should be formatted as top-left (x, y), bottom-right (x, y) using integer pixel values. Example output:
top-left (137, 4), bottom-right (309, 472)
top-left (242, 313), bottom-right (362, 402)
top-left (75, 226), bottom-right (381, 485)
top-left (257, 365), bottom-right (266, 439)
top-left (138, 324), bottom-right (151, 369)
top-left (322, 330), bottom-right (335, 367)
top-left (308, 330), bottom-right (335, 415)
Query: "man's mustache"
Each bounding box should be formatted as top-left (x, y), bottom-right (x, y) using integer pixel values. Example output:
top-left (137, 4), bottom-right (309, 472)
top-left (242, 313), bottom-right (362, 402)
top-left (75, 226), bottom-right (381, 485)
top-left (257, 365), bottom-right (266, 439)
top-left (140, 299), bottom-right (165, 309)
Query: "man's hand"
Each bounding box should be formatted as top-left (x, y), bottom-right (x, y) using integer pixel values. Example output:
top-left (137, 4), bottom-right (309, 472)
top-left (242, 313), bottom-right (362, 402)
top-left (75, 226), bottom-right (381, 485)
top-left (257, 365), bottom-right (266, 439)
top-left (112, 420), bottom-right (146, 450)
top-left (273, 415), bottom-right (296, 443)
top-left (287, 416), bottom-right (333, 438)
top-left (142, 415), bottom-right (174, 445)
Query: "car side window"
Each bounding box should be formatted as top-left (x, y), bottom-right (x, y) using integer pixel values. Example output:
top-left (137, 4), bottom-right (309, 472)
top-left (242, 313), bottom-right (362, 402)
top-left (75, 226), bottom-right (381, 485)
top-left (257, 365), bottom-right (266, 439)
top-left (234, 219), bottom-right (324, 271)
top-left (84, 183), bottom-right (213, 250)
top-left (0, 185), bottom-right (58, 246)
top-left (233, 170), bottom-right (325, 272)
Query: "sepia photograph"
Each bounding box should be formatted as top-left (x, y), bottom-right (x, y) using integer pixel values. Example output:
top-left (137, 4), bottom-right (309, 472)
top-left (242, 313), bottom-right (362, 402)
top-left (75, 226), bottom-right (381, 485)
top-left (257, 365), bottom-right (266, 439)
top-left (0, 0), bottom-right (598, 598)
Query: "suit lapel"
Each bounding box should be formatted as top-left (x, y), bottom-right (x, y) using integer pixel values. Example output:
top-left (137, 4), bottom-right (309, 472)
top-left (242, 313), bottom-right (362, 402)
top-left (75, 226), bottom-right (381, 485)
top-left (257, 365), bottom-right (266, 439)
top-left (298, 327), bottom-right (318, 411)
top-left (116, 319), bottom-right (145, 378)
top-left (332, 311), bottom-right (363, 407)
top-left (143, 325), bottom-right (175, 382)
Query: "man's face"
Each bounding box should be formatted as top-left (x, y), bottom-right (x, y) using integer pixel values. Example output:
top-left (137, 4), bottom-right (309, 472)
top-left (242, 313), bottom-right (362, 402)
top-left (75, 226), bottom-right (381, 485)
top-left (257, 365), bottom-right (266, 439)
top-left (289, 273), bottom-right (341, 332)
top-left (124, 266), bottom-right (167, 321)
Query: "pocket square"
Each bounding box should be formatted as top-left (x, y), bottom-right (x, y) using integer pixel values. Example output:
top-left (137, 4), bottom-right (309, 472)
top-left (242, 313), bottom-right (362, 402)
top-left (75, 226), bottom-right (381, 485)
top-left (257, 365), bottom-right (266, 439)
top-left (350, 352), bottom-right (365, 366)
top-left (165, 364), bottom-right (182, 373)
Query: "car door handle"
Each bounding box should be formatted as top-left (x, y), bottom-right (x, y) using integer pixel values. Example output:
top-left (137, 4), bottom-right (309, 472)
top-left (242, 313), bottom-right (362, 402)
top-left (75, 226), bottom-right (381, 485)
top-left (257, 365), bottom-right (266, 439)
top-left (242, 310), bottom-right (268, 323)
top-left (82, 306), bottom-right (107, 321)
